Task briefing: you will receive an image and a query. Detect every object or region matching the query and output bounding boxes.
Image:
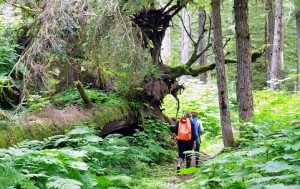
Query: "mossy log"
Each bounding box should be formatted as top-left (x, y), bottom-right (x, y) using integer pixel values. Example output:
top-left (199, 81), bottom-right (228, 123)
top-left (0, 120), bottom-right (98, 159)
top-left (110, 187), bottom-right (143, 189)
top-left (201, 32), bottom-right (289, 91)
top-left (0, 102), bottom-right (138, 148)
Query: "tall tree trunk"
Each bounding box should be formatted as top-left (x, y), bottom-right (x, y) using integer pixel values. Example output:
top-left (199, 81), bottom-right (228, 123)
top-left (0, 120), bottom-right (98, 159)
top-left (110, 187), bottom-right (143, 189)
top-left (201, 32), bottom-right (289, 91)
top-left (211, 0), bottom-right (234, 147)
top-left (266, 0), bottom-right (275, 87)
top-left (199, 6), bottom-right (207, 83)
top-left (160, 0), bottom-right (171, 64)
top-left (180, 9), bottom-right (190, 83)
top-left (270, 0), bottom-right (283, 90)
top-left (234, 0), bottom-right (254, 122)
top-left (279, 39), bottom-right (284, 83)
top-left (161, 27), bottom-right (171, 64)
top-left (2, 0), bottom-right (13, 26)
top-left (296, 7), bottom-right (300, 90)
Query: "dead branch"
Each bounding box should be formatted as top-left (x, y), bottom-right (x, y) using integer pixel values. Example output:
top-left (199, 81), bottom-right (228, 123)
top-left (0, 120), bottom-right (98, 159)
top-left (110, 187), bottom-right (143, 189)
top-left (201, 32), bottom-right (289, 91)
top-left (75, 80), bottom-right (92, 107)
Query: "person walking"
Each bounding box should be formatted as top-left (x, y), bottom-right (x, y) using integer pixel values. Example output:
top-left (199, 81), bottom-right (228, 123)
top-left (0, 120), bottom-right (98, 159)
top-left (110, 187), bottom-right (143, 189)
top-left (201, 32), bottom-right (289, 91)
top-left (174, 111), bottom-right (197, 170)
top-left (191, 112), bottom-right (204, 166)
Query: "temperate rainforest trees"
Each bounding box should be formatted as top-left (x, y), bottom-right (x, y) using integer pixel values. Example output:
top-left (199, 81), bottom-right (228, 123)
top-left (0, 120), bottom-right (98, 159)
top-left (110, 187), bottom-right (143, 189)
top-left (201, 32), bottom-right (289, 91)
top-left (234, 0), bottom-right (254, 122)
top-left (270, 0), bottom-right (283, 90)
top-left (211, 0), bottom-right (234, 147)
top-left (296, 1), bottom-right (300, 91)
top-left (5, 0), bottom-right (267, 141)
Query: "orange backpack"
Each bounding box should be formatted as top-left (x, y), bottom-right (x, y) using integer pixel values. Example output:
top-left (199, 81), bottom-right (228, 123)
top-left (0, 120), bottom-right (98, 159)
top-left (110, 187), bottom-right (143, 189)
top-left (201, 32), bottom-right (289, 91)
top-left (177, 118), bottom-right (191, 141)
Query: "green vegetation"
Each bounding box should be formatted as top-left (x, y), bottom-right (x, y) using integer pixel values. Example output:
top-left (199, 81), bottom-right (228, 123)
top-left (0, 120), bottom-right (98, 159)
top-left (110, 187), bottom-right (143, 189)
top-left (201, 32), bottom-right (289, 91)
top-left (0, 126), bottom-right (173, 189)
top-left (1, 81), bottom-right (299, 188)
top-left (1, 0), bottom-right (300, 188)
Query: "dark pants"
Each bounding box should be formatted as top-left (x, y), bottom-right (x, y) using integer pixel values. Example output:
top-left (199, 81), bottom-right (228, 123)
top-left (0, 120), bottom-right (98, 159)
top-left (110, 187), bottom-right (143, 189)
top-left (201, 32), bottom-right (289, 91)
top-left (195, 137), bottom-right (201, 163)
top-left (177, 140), bottom-right (193, 160)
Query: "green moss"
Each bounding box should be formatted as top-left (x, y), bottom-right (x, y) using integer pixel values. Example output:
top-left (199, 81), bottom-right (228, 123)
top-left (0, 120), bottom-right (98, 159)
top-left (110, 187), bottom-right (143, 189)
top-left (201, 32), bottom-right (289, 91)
top-left (0, 93), bottom-right (132, 148)
top-left (90, 102), bottom-right (130, 129)
top-left (0, 120), bottom-right (68, 148)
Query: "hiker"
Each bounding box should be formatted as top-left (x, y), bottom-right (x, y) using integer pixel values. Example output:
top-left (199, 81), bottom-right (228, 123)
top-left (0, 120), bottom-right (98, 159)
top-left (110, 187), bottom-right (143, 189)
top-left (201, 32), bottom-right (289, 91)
top-left (174, 111), bottom-right (197, 170)
top-left (191, 112), bottom-right (204, 166)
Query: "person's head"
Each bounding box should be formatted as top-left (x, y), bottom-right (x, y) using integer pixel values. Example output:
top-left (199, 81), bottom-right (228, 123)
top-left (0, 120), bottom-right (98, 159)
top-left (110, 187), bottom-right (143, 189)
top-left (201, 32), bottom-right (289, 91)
top-left (192, 112), bottom-right (198, 118)
top-left (183, 111), bottom-right (192, 119)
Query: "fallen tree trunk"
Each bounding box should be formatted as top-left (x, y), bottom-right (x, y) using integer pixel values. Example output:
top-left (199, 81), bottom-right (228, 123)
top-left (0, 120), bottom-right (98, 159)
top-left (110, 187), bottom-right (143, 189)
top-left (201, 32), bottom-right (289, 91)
top-left (0, 101), bottom-right (139, 148)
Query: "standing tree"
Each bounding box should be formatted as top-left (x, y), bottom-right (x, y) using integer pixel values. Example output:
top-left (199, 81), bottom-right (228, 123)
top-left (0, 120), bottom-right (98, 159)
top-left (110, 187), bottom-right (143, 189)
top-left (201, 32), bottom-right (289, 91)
top-left (180, 9), bottom-right (190, 83)
top-left (234, 0), bottom-right (253, 122)
top-left (270, 0), bottom-right (283, 90)
top-left (198, 6), bottom-right (207, 83)
top-left (211, 0), bottom-right (234, 147)
top-left (265, 0), bottom-right (275, 86)
top-left (160, 0), bottom-right (171, 64)
top-left (296, 1), bottom-right (300, 90)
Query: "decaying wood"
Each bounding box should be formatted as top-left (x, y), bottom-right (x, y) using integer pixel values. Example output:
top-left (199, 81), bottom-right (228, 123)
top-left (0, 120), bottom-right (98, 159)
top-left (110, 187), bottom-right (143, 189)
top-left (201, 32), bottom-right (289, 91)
top-left (75, 80), bottom-right (92, 107)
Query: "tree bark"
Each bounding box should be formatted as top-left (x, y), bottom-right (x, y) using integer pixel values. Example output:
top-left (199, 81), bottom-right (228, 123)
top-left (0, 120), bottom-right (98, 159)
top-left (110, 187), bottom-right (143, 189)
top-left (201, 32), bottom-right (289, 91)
top-left (2, 0), bottom-right (14, 26)
top-left (270, 0), bottom-right (283, 90)
top-left (266, 0), bottom-right (275, 87)
top-left (161, 27), bottom-right (171, 64)
top-left (234, 0), bottom-right (254, 122)
top-left (180, 9), bottom-right (190, 83)
top-left (198, 6), bottom-right (207, 83)
top-left (296, 8), bottom-right (300, 90)
top-left (75, 80), bottom-right (92, 107)
top-left (279, 39), bottom-right (284, 83)
top-left (211, 0), bottom-right (234, 147)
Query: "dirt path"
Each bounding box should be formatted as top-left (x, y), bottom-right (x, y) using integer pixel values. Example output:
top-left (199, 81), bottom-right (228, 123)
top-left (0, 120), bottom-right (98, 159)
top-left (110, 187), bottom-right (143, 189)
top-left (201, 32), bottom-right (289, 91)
top-left (167, 153), bottom-right (216, 188)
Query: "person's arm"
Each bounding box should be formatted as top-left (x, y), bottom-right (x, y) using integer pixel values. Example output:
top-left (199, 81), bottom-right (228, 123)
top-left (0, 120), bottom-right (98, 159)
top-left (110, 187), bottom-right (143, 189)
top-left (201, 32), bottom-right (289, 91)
top-left (198, 120), bottom-right (204, 133)
top-left (174, 122), bottom-right (179, 135)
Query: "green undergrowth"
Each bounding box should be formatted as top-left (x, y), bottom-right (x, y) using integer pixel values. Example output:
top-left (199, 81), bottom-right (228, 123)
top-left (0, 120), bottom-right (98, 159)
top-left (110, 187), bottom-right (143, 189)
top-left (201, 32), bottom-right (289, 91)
top-left (0, 125), bottom-right (175, 189)
top-left (183, 91), bottom-right (300, 189)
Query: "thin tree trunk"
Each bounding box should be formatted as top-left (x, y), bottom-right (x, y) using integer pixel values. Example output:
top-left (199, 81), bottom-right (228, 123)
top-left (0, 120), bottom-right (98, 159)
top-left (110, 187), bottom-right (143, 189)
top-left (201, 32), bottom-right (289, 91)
top-left (234, 0), bottom-right (254, 122)
top-left (270, 0), bottom-right (283, 90)
top-left (211, 0), bottom-right (234, 147)
top-left (279, 40), bottom-right (284, 83)
top-left (199, 6), bottom-right (207, 83)
top-left (266, 0), bottom-right (275, 87)
top-left (180, 9), bottom-right (190, 83)
top-left (161, 27), bottom-right (171, 64)
top-left (296, 9), bottom-right (300, 90)
top-left (2, 0), bottom-right (13, 26)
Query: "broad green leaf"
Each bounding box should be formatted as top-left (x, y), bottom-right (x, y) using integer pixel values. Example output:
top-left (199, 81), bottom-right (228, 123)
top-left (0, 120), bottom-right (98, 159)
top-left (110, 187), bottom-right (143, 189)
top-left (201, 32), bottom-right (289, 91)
top-left (83, 135), bottom-right (103, 143)
top-left (59, 149), bottom-right (87, 158)
top-left (264, 184), bottom-right (300, 189)
top-left (247, 147), bottom-right (267, 156)
top-left (296, 151), bottom-right (300, 159)
top-left (261, 161), bottom-right (293, 173)
top-left (67, 161), bottom-right (89, 171)
top-left (247, 174), bottom-right (294, 183)
top-left (68, 127), bottom-right (90, 135)
top-left (285, 142), bottom-right (300, 151)
top-left (8, 148), bottom-right (33, 157)
top-left (23, 173), bottom-right (49, 178)
top-left (46, 177), bottom-right (82, 189)
top-left (177, 167), bottom-right (200, 175)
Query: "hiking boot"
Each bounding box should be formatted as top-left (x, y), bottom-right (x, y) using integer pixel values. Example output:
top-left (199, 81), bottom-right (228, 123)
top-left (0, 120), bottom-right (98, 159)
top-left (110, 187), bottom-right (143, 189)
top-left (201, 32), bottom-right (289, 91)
top-left (176, 166), bottom-right (180, 173)
top-left (186, 160), bottom-right (191, 168)
top-left (196, 161), bottom-right (200, 167)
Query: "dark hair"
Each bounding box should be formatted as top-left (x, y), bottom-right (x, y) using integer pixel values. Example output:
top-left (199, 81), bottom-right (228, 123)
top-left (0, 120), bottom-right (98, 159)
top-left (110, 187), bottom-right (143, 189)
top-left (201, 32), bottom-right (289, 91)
top-left (192, 112), bottom-right (198, 117)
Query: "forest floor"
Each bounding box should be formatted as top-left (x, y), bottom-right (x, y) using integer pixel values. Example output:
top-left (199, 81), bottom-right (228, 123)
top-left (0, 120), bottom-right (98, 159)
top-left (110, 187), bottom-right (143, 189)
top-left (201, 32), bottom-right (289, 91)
top-left (167, 152), bottom-right (217, 188)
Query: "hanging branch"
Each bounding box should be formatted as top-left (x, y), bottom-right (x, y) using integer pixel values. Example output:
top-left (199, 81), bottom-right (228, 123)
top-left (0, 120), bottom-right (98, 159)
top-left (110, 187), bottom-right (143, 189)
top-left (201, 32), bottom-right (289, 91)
top-left (178, 11), bottom-right (197, 45)
top-left (185, 14), bottom-right (212, 67)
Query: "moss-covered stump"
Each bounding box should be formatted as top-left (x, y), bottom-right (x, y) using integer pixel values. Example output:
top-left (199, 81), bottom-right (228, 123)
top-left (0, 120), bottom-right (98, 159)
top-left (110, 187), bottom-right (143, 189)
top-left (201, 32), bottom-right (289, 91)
top-left (0, 100), bottom-right (136, 148)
